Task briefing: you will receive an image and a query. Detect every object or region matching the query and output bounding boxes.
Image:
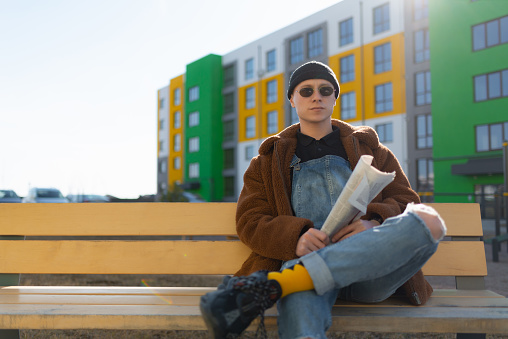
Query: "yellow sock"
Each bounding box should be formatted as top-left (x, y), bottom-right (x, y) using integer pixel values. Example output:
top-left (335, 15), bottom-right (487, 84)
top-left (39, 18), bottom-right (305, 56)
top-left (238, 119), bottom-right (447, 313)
top-left (267, 264), bottom-right (314, 298)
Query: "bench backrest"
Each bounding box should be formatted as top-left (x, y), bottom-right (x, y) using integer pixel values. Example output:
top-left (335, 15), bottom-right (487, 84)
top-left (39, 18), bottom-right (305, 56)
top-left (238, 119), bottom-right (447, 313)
top-left (0, 203), bottom-right (486, 282)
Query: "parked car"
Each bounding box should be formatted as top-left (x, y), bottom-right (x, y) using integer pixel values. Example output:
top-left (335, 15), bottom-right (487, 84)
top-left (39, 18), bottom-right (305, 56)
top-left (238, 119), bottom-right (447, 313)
top-left (66, 194), bottom-right (110, 203)
top-left (0, 190), bottom-right (22, 203)
top-left (22, 188), bottom-right (69, 203)
top-left (182, 191), bottom-right (205, 202)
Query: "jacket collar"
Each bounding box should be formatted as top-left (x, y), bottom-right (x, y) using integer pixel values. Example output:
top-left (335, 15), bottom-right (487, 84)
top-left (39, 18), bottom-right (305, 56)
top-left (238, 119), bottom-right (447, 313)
top-left (258, 119), bottom-right (380, 156)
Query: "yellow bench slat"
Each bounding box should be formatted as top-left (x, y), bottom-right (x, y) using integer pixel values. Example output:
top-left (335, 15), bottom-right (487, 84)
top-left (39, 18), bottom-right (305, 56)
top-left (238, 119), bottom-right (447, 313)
top-left (0, 240), bottom-right (486, 276)
top-left (0, 203), bottom-right (237, 236)
top-left (0, 203), bottom-right (482, 237)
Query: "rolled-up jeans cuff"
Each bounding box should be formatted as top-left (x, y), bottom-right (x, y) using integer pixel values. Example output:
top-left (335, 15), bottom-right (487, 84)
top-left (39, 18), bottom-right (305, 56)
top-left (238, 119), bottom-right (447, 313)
top-left (300, 251), bottom-right (334, 295)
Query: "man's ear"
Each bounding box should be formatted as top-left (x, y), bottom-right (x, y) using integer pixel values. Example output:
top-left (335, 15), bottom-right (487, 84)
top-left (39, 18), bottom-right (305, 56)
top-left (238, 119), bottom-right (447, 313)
top-left (290, 95), bottom-right (295, 108)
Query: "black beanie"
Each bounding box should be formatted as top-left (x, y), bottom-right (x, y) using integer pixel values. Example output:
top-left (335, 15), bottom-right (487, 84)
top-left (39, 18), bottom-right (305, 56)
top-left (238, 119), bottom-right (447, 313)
top-left (287, 61), bottom-right (340, 100)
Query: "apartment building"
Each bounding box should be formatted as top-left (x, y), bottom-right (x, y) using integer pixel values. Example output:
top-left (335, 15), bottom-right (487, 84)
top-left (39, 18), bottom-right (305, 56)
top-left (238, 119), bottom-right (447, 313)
top-left (157, 0), bottom-right (507, 204)
top-left (158, 0), bottom-right (414, 202)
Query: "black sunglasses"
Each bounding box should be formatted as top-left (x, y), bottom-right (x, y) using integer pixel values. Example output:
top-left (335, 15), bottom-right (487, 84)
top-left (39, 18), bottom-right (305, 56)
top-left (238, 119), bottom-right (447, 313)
top-left (295, 86), bottom-right (335, 98)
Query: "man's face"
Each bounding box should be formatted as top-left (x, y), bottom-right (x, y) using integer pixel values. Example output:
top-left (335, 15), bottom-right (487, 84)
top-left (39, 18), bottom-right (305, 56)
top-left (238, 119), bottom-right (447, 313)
top-left (289, 79), bottom-right (337, 125)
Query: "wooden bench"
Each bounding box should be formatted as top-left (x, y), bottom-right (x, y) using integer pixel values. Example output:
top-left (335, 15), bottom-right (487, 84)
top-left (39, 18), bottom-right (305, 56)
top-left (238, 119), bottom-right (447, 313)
top-left (1, 202), bottom-right (507, 339)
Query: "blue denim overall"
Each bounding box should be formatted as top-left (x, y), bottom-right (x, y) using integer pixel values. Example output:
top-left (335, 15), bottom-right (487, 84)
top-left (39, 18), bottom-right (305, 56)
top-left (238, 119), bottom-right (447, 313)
top-left (277, 154), bottom-right (439, 339)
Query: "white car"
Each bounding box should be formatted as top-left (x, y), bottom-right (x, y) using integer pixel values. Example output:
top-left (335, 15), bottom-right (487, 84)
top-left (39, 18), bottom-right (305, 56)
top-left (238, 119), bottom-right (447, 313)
top-left (22, 188), bottom-right (69, 203)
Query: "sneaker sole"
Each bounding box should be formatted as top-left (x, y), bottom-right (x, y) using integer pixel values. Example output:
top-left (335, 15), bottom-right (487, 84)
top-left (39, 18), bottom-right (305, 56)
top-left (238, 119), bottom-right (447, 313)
top-left (199, 294), bottom-right (227, 339)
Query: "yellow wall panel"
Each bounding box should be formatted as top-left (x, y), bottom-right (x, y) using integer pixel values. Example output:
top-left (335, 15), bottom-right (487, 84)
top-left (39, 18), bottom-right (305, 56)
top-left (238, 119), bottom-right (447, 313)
top-left (329, 33), bottom-right (406, 123)
top-left (238, 74), bottom-right (285, 142)
top-left (363, 33), bottom-right (406, 120)
top-left (169, 74), bottom-right (185, 186)
top-left (329, 48), bottom-right (363, 123)
top-left (238, 83), bottom-right (258, 142)
top-left (260, 74), bottom-right (285, 139)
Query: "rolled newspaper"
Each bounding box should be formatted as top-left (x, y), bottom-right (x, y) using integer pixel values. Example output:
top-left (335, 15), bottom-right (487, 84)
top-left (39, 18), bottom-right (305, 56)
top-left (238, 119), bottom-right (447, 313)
top-left (320, 155), bottom-right (395, 237)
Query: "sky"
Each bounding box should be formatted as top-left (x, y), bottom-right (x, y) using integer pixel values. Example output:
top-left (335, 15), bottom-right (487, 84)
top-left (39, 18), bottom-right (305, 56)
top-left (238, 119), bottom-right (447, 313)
top-left (0, 0), bottom-right (342, 198)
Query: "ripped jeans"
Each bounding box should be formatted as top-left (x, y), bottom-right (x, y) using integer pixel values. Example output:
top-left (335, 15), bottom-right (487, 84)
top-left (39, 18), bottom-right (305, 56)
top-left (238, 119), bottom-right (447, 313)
top-left (277, 205), bottom-right (441, 339)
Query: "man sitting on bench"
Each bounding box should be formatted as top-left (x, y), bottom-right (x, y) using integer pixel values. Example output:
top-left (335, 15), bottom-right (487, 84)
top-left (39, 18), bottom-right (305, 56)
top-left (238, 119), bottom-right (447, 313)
top-left (200, 61), bottom-right (447, 339)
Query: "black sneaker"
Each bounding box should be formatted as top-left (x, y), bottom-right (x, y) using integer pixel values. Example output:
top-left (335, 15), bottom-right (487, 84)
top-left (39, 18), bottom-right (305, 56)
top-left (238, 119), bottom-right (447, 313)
top-left (200, 270), bottom-right (282, 338)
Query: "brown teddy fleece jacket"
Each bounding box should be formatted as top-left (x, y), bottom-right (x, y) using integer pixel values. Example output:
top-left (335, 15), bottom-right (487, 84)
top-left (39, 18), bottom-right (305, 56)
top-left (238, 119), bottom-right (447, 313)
top-left (235, 119), bottom-right (433, 306)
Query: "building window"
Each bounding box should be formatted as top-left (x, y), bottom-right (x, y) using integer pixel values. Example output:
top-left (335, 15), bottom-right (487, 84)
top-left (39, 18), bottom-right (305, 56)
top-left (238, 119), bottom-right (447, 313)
top-left (224, 176), bottom-right (235, 197)
top-left (375, 83), bottom-right (393, 113)
top-left (159, 140), bottom-right (164, 153)
top-left (224, 148), bottom-right (235, 170)
top-left (291, 106), bottom-right (299, 125)
top-left (223, 65), bottom-right (235, 87)
top-left (189, 163), bottom-right (199, 178)
top-left (246, 116), bottom-right (255, 139)
top-left (415, 70), bottom-right (432, 106)
top-left (188, 86), bottom-right (199, 102)
top-left (189, 136), bottom-right (199, 153)
top-left (189, 111), bottom-right (199, 127)
top-left (339, 18), bottom-right (353, 46)
top-left (173, 111), bottom-right (181, 129)
top-left (417, 158), bottom-right (434, 193)
top-left (173, 134), bottom-right (181, 152)
top-left (373, 3), bottom-right (390, 35)
top-left (308, 28), bottom-right (323, 58)
top-left (473, 15), bottom-right (508, 51)
top-left (173, 156), bottom-right (181, 170)
top-left (245, 145), bottom-right (255, 160)
top-left (159, 98), bottom-right (165, 109)
top-left (173, 88), bottom-right (181, 106)
top-left (223, 120), bottom-right (235, 142)
top-left (414, 29), bottom-right (430, 63)
top-left (159, 119), bottom-right (164, 131)
top-left (245, 58), bottom-right (254, 80)
top-left (266, 49), bottom-right (276, 72)
top-left (416, 114), bottom-right (433, 149)
top-left (223, 93), bottom-right (234, 114)
top-left (374, 42), bottom-right (391, 74)
top-left (340, 92), bottom-right (356, 120)
top-left (290, 36), bottom-right (304, 65)
top-left (474, 69), bottom-right (508, 101)
top-left (476, 121), bottom-right (508, 152)
top-left (267, 111), bottom-right (278, 135)
top-left (245, 87), bottom-right (255, 109)
top-left (340, 54), bottom-right (355, 83)
top-left (376, 122), bottom-right (393, 143)
top-left (413, 0), bottom-right (428, 21)
top-left (157, 160), bottom-right (166, 175)
top-left (266, 80), bottom-right (277, 104)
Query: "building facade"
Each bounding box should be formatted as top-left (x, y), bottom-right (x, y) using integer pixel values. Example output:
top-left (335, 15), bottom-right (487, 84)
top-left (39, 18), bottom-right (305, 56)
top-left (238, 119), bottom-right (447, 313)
top-left (429, 0), bottom-right (508, 215)
top-left (158, 0), bottom-right (415, 202)
top-left (156, 0), bottom-right (507, 204)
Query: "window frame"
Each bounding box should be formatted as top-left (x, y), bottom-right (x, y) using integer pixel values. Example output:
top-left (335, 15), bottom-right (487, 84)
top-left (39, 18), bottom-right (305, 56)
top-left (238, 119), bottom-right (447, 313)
top-left (374, 42), bottom-right (392, 74)
top-left (267, 110), bottom-right (278, 135)
top-left (375, 82), bottom-right (393, 113)
top-left (245, 87), bottom-right (255, 109)
top-left (340, 91), bottom-right (356, 120)
top-left (373, 3), bottom-right (390, 35)
top-left (266, 80), bottom-right (278, 104)
top-left (245, 116), bottom-right (256, 139)
top-left (245, 58), bottom-right (254, 80)
top-left (188, 111), bottom-right (200, 127)
top-left (340, 54), bottom-right (355, 83)
top-left (376, 122), bottom-right (393, 143)
top-left (339, 17), bottom-right (353, 46)
top-left (188, 86), bottom-right (199, 102)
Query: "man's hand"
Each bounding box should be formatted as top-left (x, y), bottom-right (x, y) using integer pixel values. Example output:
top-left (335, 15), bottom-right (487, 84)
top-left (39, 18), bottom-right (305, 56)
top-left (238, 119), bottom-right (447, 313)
top-left (296, 228), bottom-right (330, 257)
top-left (331, 219), bottom-right (380, 243)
